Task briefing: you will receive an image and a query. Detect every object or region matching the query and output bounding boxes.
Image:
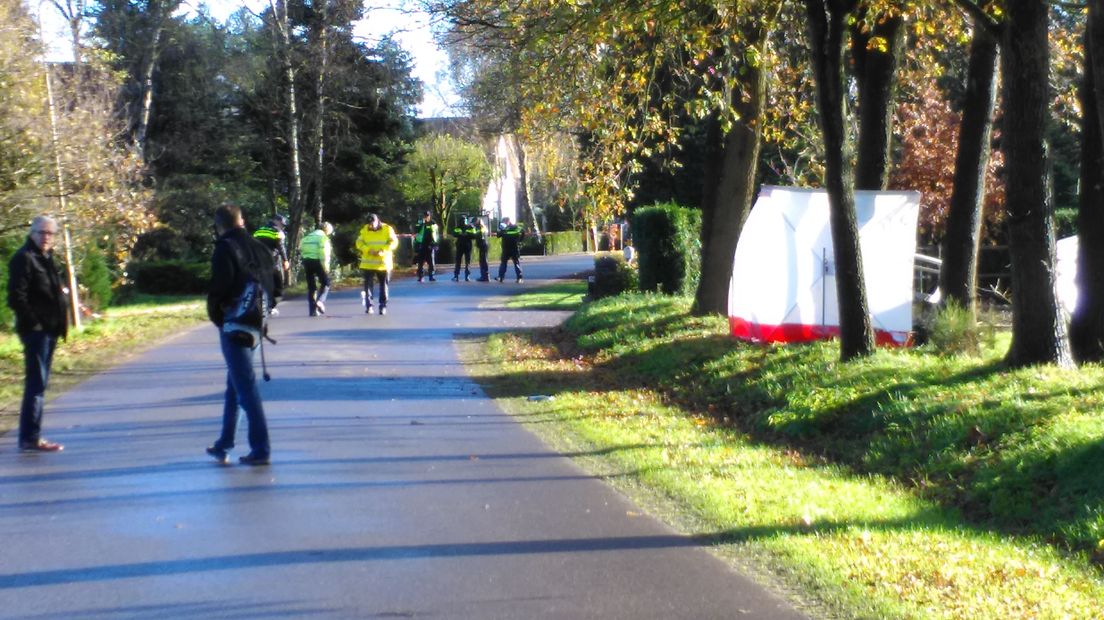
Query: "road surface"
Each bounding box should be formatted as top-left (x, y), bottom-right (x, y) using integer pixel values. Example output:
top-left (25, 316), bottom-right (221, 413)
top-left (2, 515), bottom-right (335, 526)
top-left (0, 254), bottom-right (805, 619)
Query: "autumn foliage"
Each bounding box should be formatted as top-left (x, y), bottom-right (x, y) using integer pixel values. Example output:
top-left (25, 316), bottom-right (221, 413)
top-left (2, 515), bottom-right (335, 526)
top-left (890, 82), bottom-right (1005, 244)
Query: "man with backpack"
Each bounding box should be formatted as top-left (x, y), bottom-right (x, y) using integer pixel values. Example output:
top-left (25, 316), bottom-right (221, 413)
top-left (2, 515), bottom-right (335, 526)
top-left (206, 204), bottom-right (273, 466)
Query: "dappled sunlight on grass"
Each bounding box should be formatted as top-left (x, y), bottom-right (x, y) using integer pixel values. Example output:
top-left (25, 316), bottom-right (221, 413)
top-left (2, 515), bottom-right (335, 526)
top-left (470, 287), bottom-right (1104, 618)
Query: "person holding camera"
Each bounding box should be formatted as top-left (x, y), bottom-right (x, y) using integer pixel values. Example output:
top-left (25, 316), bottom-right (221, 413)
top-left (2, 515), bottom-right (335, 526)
top-left (206, 204), bottom-right (273, 466)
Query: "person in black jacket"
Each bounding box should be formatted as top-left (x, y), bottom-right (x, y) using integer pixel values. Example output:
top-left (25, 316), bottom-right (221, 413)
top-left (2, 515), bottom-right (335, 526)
top-left (495, 217), bottom-right (524, 283)
top-left (7, 216), bottom-right (68, 452)
top-left (206, 204), bottom-right (274, 466)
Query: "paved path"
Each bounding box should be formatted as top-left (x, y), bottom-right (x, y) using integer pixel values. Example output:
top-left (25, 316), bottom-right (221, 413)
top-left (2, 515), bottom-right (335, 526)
top-left (0, 255), bottom-right (804, 619)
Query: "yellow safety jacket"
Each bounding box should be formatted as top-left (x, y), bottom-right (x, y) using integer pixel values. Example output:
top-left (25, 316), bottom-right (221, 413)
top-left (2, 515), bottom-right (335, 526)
top-left (300, 229), bottom-right (331, 265)
top-left (355, 223), bottom-right (399, 271)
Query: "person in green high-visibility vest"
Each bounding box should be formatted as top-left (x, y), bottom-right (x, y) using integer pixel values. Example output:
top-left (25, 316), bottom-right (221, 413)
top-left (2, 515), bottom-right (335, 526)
top-left (252, 214), bottom-right (288, 312)
top-left (299, 221), bottom-right (333, 317)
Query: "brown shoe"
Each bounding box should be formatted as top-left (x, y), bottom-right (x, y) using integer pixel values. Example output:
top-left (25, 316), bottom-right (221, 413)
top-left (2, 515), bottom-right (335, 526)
top-left (20, 439), bottom-right (63, 452)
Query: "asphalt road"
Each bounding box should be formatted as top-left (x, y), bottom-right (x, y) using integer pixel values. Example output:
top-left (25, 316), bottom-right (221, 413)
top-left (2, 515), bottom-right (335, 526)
top-left (0, 254), bottom-right (805, 619)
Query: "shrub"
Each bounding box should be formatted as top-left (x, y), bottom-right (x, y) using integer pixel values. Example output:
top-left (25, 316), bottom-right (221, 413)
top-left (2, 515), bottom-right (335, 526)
top-left (80, 246), bottom-right (114, 310)
top-left (632, 202), bottom-right (701, 295)
top-left (591, 252), bottom-right (637, 299)
top-left (0, 235), bottom-right (25, 329)
top-left (923, 300), bottom-right (995, 356)
top-left (129, 260), bottom-right (210, 294)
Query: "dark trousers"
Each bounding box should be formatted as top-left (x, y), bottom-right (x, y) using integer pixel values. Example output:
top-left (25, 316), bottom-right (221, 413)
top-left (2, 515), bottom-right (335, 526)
top-left (476, 241), bottom-right (489, 279)
top-left (362, 270), bottom-right (390, 309)
top-left (498, 249), bottom-right (523, 280)
top-left (214, 330), bottom-right (270, 457)
top-left (454, 242), bottom-right (472, 278)
top-left (19, 331), bottom-right (57, 445)
top-left (303, 259), bottom-right (330, 315)
top-left (415, 244), bottom-right (436, 279)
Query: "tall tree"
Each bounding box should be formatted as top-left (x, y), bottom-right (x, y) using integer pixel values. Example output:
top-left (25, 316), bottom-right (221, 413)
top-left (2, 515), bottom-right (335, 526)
top-left (693, 9), bottom-right (779, 316)
top-left (267, 0), bottom-right (304, 260)
top-left (398, 134), bottom-right (491, 231)
top-left (939, 17), bottom-right (999, 314)
top-left (851, 10), bottom-right (905, 190)
top-left (1073, 5), bottom-right (1104, 362)
top-left (804, 0), bottom-right (875, 360)
top-left (999, 0), bottom-right (1072, 367)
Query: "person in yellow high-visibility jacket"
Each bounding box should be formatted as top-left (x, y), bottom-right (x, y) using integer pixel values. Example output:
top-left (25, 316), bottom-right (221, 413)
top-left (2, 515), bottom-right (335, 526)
top-left (355, 213), bottom-right (399, 315)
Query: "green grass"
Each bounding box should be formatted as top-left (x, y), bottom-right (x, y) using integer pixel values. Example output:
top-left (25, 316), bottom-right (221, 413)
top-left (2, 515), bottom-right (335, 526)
top-left (467, 289), bottom-right (1104, 619)
top-left (503, 280), bottom-right (587, 310)
top-left (0, 296), bottom-right (206, 432)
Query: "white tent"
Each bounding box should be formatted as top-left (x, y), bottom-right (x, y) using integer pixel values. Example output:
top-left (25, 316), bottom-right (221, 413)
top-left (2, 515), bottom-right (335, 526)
top-left (728, 186), bottom-right (921, 346)
top-left (1056, 235), bottom-right (1079, 316)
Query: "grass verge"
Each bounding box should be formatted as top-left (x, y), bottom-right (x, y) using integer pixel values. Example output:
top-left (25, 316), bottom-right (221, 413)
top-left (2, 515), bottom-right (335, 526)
top-left (466, 288), bottom-right (1104, 619)
top-left (504, 280), bottom-right (588, 310)
top-left (0, 295), bottom-right (206, 434)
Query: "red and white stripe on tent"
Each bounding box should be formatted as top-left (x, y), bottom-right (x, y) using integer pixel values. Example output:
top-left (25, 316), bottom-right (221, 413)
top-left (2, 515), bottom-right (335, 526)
top-left (727, 186), bottom-right (921, 346)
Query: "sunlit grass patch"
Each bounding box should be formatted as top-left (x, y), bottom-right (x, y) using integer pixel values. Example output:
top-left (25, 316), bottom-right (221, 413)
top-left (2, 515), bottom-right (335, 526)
top-left (503, 280), bottom-right (587, 311)
top-left (0, 296), bottom-right (206, 431)
top-left (469, 288), bottom-right (1104, 618)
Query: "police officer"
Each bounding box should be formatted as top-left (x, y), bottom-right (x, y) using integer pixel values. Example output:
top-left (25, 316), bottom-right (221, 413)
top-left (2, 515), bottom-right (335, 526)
top-left (474, 216), bottom-right (490, 281)
top-left (495, 217), bottom-right (524, 283)
top-left (451, 216), bottom-right (478, 281)
top-left (253, 214), bottom-right (289, 311)
top-left (413, 211), bottom-right (438, 282)
top-left (299, 221), bottom-right (333, 317)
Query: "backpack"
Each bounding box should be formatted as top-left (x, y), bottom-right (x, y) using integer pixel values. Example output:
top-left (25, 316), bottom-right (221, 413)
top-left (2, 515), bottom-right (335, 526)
top-left (220, 237), bottom-right (271, 348)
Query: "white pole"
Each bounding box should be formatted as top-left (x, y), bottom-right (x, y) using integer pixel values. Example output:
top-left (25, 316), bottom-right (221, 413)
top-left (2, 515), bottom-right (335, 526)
top-left (43, 63), bottom-right (83, 330)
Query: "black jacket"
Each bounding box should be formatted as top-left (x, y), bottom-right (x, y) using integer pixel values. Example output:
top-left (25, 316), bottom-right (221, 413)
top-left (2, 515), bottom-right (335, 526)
top-left (7, 238), bottom-right (68, 339)
top-left (207, 228), bottom-right (275, 327)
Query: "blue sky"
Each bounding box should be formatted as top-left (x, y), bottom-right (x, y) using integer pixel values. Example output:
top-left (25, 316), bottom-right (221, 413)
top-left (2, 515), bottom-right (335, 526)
top-left (34, 0), bottom-right (460, 117)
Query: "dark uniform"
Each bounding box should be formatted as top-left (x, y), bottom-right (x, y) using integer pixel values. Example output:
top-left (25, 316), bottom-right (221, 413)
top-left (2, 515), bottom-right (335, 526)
top-left (474, 219), bottom-right (490, 281)
top-left (452, 220), bottom-right (478, 281)
top-left (414, 217), bottom-right (439, 282)
top-left (496, 221), bottom-right (524, 283)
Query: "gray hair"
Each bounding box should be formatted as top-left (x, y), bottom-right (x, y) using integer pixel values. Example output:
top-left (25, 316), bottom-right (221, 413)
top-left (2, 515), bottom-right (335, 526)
top-left (30, 215), bottom-right (57, 233)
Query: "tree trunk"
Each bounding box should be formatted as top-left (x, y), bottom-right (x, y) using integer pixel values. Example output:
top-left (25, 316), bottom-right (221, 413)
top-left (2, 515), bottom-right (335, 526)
top-left (510, 134), bottom-right (539, 236)
top-left (1000, 0), bottom-right (1073, 367)
top-left (805, 0), bottom-right (874, 361)
top-left (852, 14), bottom-right (904, 190)
top-left (692, 33), bottom-right (768, 316)
top-left (940, 21), bottom-right (998, 314)
top-left (310, 0), bottom-right (329, 227)
top-left (1072, 13), bottom-right (1104, 362)
top-left (133, 18), bottom-right (164, 164)
top-left (270, 0), bottom-right (304, 265)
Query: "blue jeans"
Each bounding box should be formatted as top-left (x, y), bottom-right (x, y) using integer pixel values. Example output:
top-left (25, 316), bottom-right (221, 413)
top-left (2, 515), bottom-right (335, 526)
top-left (19, 331), bottom-right (57, 445)
top-left (214, 330), bottom-right (270, 457)
top-left (362, 270), bottom-right (389, 308)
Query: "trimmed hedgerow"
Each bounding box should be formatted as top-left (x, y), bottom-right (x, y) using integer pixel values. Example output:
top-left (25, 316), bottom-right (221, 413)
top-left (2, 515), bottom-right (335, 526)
top-left (632, 202), bottom-right (701, 295)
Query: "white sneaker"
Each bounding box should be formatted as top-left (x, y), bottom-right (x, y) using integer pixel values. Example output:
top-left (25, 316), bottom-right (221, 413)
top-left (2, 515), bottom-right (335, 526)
top-left (316, 300), bottom-right (325, 315)
top-left (269, 307), bottom-right (280, 317)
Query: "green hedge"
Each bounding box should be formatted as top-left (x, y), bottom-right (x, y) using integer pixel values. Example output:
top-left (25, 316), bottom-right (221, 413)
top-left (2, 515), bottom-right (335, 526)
top-left (129, 260), bottom-right (210, 294)
top-left (544, 231), bottom-right (585, 255)
top-left (632, 202), bottom-right (701, 295)
top-left (591, 252), bottom-right (637, 299)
